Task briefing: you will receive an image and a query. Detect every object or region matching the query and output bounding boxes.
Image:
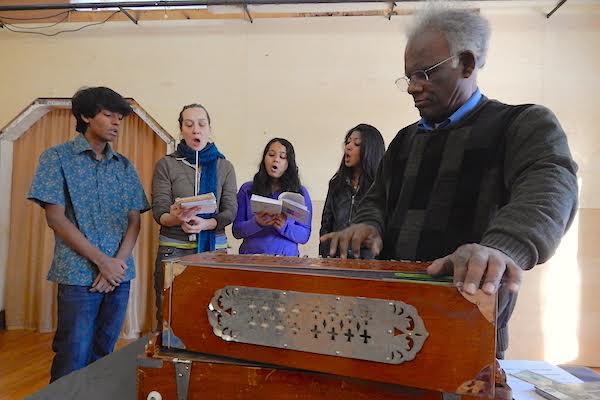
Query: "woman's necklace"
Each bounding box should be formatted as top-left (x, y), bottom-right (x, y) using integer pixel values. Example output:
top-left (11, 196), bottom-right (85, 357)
top-left (351, 173), bottom-right (361, 191)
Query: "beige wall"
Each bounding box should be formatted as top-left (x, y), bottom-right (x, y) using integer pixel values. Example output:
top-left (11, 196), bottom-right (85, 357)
top-left (1, 3), bottom-right (599, 364)
top-left (0, 5), bottom-right (598, 203)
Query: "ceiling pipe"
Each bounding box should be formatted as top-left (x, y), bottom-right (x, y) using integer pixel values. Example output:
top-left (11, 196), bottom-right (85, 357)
top-left (118, 6), bottom-right (139, 24)
top-left (242, 3), bottom-right (253, 22)
top-left (0, 0), bottom-right (491, 12)
top-left (546, 0), bottom-right (567, 17)
top-left (387, 1), bottom-right (395, 20)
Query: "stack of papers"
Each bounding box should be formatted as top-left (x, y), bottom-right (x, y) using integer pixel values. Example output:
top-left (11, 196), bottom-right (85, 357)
top-left (535, 382), bottom-right (600, 400)
top-left (500, 360), bottom-right (587, 400)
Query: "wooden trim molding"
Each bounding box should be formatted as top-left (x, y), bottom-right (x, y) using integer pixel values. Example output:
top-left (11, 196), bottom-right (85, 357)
top-left (0, 97), bottom-right (175, 148)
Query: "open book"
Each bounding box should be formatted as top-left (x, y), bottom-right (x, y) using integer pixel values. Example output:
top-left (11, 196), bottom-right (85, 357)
top-left (250, 192), bottom-right (309, 224)
top-left (175, 192), bottom-right (217, 214)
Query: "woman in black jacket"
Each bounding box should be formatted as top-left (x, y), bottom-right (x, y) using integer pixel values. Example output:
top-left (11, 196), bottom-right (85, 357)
top-left (319, 124), bottom-right (385, 257)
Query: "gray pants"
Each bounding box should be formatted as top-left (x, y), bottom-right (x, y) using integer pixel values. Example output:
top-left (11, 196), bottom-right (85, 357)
top-left (153, 246), bottom-right (196, 330)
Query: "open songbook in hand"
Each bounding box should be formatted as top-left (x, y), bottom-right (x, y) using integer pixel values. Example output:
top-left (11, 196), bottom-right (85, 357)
top-left (175, 192), bottom-right (217, 214)
top-left (250, 192), bottom-right (309, 224)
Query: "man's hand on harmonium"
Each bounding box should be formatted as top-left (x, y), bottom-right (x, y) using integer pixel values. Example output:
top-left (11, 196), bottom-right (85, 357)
top-left (320, 223), bottom-right (383, 259)
top-left (427, 243), bottom-right (523, 295)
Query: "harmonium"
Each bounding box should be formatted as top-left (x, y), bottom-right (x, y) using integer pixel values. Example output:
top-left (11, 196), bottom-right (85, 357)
top-left (137, 253), bottom-right (511, 400)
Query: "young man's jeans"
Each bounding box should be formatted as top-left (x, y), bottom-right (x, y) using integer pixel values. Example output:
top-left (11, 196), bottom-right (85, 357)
top-left (50, 281), bottom-right (130, 382)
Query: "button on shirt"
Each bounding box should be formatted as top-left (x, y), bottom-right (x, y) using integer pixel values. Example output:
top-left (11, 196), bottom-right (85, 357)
top-left (28, 134), bottom-right (150, 286)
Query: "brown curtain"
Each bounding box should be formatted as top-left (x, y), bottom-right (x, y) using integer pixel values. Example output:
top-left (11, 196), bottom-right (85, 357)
top-left (5, 108), bottom-right (165, 337)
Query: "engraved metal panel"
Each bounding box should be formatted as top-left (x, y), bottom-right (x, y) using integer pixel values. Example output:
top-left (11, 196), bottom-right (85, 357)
top-left (207, 286), bottom-right (429, 364)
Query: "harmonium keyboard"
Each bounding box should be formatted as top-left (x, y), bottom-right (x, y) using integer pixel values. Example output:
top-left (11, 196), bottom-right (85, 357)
top-left (137, 253), bottom-right (511, 400)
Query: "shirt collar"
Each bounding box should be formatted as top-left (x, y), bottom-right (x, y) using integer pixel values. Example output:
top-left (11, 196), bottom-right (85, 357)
top-left (417, 89), bottom-right (482, 132)
top-left (72, 133), bottom-right (118, 160)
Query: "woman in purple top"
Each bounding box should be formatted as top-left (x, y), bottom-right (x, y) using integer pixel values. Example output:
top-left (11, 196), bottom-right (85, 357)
top-left (233, 138), bottom-right (312, 256)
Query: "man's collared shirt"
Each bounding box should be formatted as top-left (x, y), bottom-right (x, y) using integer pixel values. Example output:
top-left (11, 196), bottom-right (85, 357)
top-left (28, 134), bottom-right (150, 286)
top-left (417, 89), bottom-right (482, 132)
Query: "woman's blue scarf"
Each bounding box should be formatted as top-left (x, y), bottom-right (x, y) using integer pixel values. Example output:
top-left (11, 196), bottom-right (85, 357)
top-left (177, 140), bottom-right (224, 253)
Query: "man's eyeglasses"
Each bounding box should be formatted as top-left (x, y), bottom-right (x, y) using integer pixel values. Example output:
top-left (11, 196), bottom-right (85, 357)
top-left (395, 55), bottom-right (457, 92)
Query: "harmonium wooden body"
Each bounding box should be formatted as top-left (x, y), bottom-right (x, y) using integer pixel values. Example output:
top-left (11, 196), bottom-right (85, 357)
top-left (137, 253), bottom-right (511, 400)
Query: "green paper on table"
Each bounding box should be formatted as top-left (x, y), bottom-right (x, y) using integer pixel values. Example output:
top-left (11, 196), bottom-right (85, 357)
top-left (392, 272), bottom-right (454, 284)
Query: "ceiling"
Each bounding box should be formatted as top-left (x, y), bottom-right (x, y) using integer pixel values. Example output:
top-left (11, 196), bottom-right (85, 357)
top-left (0, 0), bottom-right (592, 26)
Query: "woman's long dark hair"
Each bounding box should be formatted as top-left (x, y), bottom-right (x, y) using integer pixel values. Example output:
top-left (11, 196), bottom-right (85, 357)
top-left (331, 124), bottom-right (385, 193)
top-left (251, 138), bottom-right (302, 196)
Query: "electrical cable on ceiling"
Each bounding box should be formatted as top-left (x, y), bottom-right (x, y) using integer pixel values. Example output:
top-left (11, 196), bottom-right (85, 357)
top-left (0, 10), bottom-right (72, 21)
top-left (0, 10), bottom-right (119, 37)
top-left (1, 14), bottom-right (70, 30)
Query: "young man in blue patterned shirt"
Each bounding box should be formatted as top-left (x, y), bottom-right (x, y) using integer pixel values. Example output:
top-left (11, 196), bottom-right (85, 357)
top-left (28, 87), bottom-right (150, 382)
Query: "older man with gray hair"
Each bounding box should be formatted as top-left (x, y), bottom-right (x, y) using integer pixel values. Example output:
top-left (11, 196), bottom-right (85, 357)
top-left (321, 6), bottom-right (578, 358)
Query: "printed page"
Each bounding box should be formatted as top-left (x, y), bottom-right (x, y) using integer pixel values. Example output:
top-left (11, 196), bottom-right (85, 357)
top-left (250, 194), bottom-right (282, 214)
top-left (281, 198), bottom-right (309, 224)
top-left (278, 191), bottom-right (305, 205)
top-left (500, 360), bottom-right (582, 400)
